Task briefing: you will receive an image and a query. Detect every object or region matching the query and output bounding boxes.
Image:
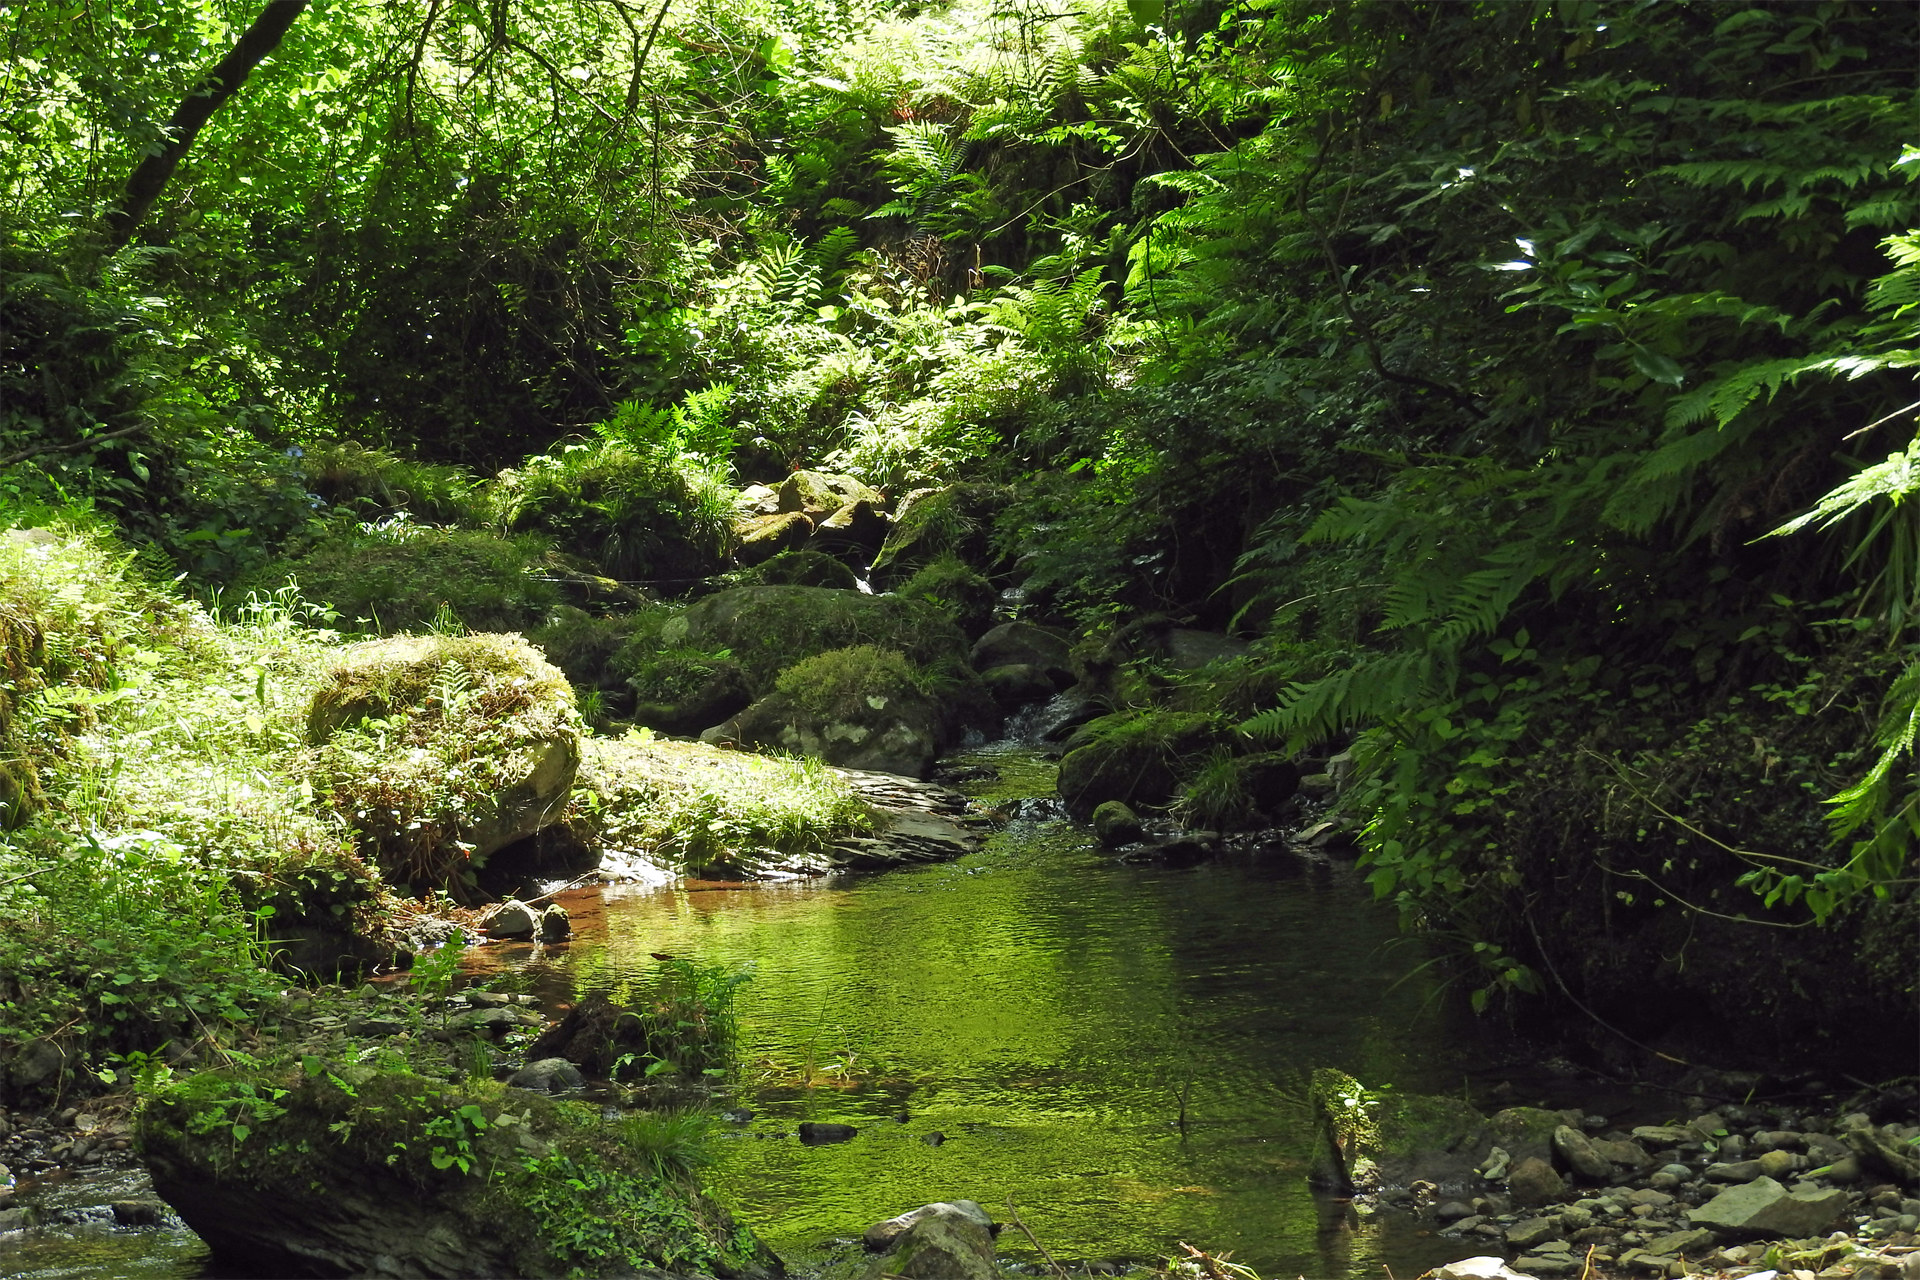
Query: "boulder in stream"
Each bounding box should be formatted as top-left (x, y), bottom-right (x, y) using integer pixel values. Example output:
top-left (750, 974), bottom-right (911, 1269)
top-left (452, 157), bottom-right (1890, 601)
top-left (861, 1201), bottom-right (997, 1280)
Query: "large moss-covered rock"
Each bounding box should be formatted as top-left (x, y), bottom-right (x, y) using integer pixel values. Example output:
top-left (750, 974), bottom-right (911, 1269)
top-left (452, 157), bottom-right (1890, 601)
top-left (869, 483), bottom-right (1009, 585)
top-left (704, 646), bottom-right (945, 778)
top-left (658, 586), bottom-right (968, 693)
top-left (778, 470), bottom-right (884, 518)
top-left (137, 1064), bottom-right (782, 1278)
top-left (307, 634), bottom-right (582, 889)
top-left (1056, 710), bottom-right (1222, 821)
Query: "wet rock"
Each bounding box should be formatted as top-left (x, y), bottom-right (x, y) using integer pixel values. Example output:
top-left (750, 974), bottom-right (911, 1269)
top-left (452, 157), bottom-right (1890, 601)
top-left (112, 1200), bottom-right (165, 1226)
top-left (480, 899), bottom-right (539, 938)
top-left (1592, 1137), bottom-right (1653, 1169)
top-left (1688, 1175), bottom-right (1849, 1238)
top-left (443, 1007), bottom-right (539, 1037)
top-left (0, 1206), bottom-right (32, 1232)
top-left (734, 511), bottom-right (815, 566)
top-left (919, 1132), bottom-right (944, 1146)
top-left (1554, 1125), bottom-right (1614, 1181)
top-left (970, 622), bottom-right (1071, 676)
top-left (507, 1059), bottom-right (584, 1093)
top-left (862, 1201), bottom-right (997, 1280)
top-left (1091, 800), bottom-right (1143, 847)
top-left (1115, 832), bottom-right (1220, 867)
top-left (1507, 1217), bottom-right (1561, 1250)
top-left (538, 903), bottom-right (571, 943)
top-left (1643, 1227), bottom-right (1714, 1256)
top-left (863, 1199), bottom-right (994, 1251)
top-left (1436, 1200), bottom-right (1475, 1221)
top-left (798, 1122), bottom-right (857, 1145)
top-left (1510, 1157), bottom-right (1567, 1207)
top-left (1307, 1068), bottom-right (1495, 1196)
top-left (980, 663), bottom-right (1060, 710)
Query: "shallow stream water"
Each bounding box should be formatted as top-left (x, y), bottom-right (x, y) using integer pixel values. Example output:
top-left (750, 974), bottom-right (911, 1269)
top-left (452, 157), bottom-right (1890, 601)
top-left (465, 746), bottom-right (1499, 1278)
top-left (1, 746), bottom-right (1524, 1279)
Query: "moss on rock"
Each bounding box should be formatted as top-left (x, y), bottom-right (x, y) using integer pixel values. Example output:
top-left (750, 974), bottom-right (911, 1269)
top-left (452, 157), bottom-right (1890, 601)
top-left (136, 1061), bottom-right (781, 1278)
top-left (307, 634), bottom-right (582, 890)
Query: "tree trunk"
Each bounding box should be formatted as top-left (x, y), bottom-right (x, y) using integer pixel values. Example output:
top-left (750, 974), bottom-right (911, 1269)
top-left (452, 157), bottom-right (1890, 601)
top-left (100, 0), bottom-right (308, 256)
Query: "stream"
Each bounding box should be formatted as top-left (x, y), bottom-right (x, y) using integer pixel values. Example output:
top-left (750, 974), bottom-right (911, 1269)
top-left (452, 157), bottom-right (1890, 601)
top-left (1, 746), bottom-right (1546, 1278)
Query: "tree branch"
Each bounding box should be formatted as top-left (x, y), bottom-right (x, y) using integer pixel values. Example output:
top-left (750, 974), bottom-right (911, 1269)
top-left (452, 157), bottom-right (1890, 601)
top-left (101, 0), bottom-right (309, 256)
top-left (0, 424), bottom-right (145, 469)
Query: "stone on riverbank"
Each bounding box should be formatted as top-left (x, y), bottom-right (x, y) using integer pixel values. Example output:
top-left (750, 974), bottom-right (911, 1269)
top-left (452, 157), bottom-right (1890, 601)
top-left (307, 634), bottom-right (581, 888)
top-left (1308, 1067), bottom-right (1495, 1196)
top-left (861, 1201), bottom-right (997, 1280)
top-left (136, 1064), bottom-right (782, 1278)
top-left (1688, 1175), bottom-right (1850, 1238)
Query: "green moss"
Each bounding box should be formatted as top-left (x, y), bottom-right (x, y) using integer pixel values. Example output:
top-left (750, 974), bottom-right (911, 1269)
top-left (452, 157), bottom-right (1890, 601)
top-left (568, 734), bottom-right (876, 873)
top-left (307, 634), bottom-right (582, 890)
top-left (895, 553), bottom-right (996, 637)
top-left (772, 645), bottom-right (924, 722)
top-left (269, 521), bottom-right (560, 635)
top-left (660, 585), bottom-right (968, 695)
top-left (136, 1059), bottom-right (774, 1278)
top-left (740, 548), bottom-right (861, 590)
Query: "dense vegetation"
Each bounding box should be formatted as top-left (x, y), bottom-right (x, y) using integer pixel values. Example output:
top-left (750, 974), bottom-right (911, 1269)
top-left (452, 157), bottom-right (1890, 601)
top-left (3, 0), bottom-right (1917, 1097)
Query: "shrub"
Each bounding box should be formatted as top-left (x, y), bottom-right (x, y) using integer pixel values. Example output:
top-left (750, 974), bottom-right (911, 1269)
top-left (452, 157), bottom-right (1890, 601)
top-left (773, 644), bottom-right (923, 721)
top-left (299, 439), bottom-right (488, 527)
top-left (268, 518), bottom-right (560, 634)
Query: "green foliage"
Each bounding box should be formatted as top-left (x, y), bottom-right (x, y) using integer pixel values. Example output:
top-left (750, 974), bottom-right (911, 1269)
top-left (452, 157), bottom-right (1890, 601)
top-left (300, 441), bottom-right (488, 528)
top-left (895, 552), bottom-right (997, 636)
top-left (624, 957), bottom-right (751, 1082)
top-left (269, 518), bottom-right (561, 635)
top-left (495, 441), bottom-right (729, 585)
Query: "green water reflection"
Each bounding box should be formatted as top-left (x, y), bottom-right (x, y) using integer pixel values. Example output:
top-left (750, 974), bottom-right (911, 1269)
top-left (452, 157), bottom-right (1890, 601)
top-left (477, 751), bottom-right (1483, 1278)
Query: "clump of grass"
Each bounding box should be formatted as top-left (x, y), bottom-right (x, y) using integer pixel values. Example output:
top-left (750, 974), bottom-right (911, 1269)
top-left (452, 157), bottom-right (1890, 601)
top-left (772, 644), bottom-right (924, 721)
top-left (569, 734), bottom-right (876, 872)
top-left (1172, 747), bottom-right (1258, 829)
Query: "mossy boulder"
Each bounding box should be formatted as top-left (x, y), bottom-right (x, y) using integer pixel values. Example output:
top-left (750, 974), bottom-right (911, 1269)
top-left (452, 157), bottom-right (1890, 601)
top-left (777, 470), bottom-right (883, 518)
top-left (1056, 710), bottom-right (1223, 821)
top-left (734, 511), bottom-right (814, 567)
top-left (704, 646), bottom-right (945, 778)
top-left (657, 586), bottom-right (968, 694)
top-left (1307, 1067), bottom-right (1504, 1197)
top-left (870, 483), bottom-right (1009, 585)
top-left (897, 555), bottom-right (999, 639)
top-left (745, 549), bottom-right (861, 591)
top-left (137, 1064), bottom-right (782, 1278)
top-left (307, 634), bottom-right (582, 889)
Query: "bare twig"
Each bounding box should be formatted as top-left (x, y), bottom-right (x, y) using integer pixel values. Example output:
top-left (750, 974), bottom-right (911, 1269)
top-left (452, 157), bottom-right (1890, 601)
top-left (1842, 396), bottom-right (1920, 442)
top-left (1005, 1198), bottom-right (1069, 1280)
